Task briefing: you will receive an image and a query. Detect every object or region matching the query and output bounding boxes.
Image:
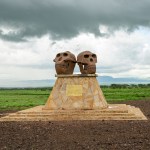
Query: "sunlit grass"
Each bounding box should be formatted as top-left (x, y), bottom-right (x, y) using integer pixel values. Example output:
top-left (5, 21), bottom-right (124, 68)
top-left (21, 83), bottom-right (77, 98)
top-left (102, 87), bottom-right (150, 101)
top-left (0, 89), bottom-right (50, 110)
top-left (0, 87), bottom-right (150, 110)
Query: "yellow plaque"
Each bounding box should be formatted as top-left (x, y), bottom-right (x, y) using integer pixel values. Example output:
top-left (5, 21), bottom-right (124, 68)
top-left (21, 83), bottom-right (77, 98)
top-left (66, 85), bottom-right (83, 96)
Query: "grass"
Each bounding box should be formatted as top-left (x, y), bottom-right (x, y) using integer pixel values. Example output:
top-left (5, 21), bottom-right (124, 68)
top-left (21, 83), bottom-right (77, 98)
top-left (0, 89), bottom-right (50, 110)
top-left (103, 87), bottom-right (150, 102)
top-left (0, 87), bottom-right (150, 110)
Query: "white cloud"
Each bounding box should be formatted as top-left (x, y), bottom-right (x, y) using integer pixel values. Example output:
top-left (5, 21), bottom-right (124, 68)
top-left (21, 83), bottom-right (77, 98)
top-left (0, 35), bottom-right (56, 81)
top-left (99, 25), bottom-right (109, 35)
top-left (0, 27), bottom-right (150, 86)
top-left (50, 28), bottom-right (150, 78)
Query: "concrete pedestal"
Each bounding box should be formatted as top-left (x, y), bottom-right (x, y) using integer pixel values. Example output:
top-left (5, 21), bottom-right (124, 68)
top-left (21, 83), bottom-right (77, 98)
top-left (43, 74), bottom-right (108, 110)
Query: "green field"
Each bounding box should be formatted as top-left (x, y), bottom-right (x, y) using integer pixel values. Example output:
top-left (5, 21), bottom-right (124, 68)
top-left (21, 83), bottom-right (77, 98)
top-left (0, 88), bottom-right (51, 110)
top-left (0, 86), bottom-right (150, 110)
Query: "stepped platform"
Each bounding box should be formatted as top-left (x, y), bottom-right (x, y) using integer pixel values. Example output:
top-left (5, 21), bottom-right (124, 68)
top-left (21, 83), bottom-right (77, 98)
top-left (0, 104), bottom-right (147, 121)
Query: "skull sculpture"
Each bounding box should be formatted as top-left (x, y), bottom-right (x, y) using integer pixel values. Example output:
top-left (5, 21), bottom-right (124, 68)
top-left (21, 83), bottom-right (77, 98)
top-left (54, 51), bottom-right (76, 74)
top-left (77, 51), bottom-right (97, 74)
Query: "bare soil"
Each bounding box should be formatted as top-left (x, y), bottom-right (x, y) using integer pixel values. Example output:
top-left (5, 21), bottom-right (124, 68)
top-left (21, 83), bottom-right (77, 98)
top-left (0, 100), bottom-right (150, 150)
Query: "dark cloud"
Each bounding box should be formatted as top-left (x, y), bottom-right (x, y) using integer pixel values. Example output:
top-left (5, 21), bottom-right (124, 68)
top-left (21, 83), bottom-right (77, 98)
top-left (0, 29), bottom-right (27, 42)
top-left (0, 0), bottom-right (150, 41)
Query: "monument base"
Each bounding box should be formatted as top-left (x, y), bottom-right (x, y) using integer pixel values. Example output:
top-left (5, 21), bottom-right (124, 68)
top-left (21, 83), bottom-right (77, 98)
top-left (0, 104), bottom-right (147, 121)
top-left (43, 74), bottom-right (108, 110)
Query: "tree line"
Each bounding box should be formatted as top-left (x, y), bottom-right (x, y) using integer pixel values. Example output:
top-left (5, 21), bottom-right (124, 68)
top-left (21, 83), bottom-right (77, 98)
top-left (101, 84), bottom-right (150, 88)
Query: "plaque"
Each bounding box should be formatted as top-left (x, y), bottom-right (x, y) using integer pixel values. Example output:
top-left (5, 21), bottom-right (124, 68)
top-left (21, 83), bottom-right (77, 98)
top-left (66, 85), bottom-right (83, 96)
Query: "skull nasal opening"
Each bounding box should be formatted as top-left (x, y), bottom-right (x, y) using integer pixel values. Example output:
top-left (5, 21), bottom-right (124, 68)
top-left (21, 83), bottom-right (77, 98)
top-left (90, 58), bottom-right (93, 62)
top-left (58, 57), bottom-right (62, 61)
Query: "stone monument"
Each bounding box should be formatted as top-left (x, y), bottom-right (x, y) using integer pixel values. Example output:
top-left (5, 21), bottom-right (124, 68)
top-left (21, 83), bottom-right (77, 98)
top-left (43, 51), bottom-right (108, 110)
top-left (0, 50), bottom-right (147, 121)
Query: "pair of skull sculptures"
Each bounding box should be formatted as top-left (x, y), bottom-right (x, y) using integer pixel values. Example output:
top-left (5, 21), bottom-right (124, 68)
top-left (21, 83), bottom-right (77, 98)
top-left (54, 51), bottom-right (97, 74)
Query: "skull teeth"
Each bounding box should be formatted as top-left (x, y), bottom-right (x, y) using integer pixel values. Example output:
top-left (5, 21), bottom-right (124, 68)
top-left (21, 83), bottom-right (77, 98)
top-left (86, 65), bottom-right (96, 69)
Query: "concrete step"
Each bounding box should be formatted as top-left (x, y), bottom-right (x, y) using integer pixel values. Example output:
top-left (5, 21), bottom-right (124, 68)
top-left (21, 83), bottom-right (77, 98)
top-left (16, 110), bottom-right (129, 114)
top-left (1, 115), bottom-right (144, 121)
top-left (0, 104), bottom-right (147, 121)
top-left (7, 113), bottom-right (135, 118)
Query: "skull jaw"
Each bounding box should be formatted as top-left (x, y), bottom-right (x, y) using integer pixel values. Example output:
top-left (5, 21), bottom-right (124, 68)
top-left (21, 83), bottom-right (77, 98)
top-left (78, 63), bottom-right (96, 74)
top-left (86, 65), bottom-right (96, 74)
top-left (55, 62), bottom-right (75, 74)
top-left (55, 64), bottom-right (67, 74)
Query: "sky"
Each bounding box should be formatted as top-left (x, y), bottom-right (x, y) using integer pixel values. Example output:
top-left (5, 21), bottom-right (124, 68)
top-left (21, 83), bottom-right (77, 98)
top-left (0, 0), bottom-right (150, 86)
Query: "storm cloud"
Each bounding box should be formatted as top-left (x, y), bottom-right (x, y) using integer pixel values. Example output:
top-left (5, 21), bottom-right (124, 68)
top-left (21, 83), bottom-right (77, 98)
top-left (0, 0), bottom-right (150, 41)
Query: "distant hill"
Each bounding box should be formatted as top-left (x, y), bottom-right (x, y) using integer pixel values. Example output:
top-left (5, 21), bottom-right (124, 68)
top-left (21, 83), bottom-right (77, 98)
top-left (97, 76), bottom-right (150, 85)
top-left (19, 79), bottom-right (55, 87)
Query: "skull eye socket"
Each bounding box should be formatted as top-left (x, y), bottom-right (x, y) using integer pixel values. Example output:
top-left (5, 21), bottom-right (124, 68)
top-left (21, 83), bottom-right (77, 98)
top-left (84, 54), bottom-right (89, 58)
top-left (92, 54), bottom-right (96, 58)
top-left (63, 53), bottom-right (68, 56)
top-left (56, 53), bottom-right (60, 57)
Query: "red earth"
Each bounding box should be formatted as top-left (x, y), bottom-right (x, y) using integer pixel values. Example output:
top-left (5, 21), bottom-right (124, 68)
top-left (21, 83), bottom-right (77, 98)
top-left (0, 100), bottom-right (150, 150)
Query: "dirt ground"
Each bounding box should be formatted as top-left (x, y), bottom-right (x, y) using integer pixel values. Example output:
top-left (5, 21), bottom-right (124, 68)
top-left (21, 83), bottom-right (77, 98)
top-left (0, 100), bottom-right (150, 150)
